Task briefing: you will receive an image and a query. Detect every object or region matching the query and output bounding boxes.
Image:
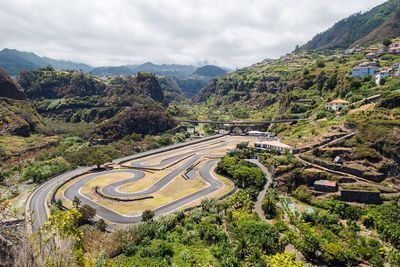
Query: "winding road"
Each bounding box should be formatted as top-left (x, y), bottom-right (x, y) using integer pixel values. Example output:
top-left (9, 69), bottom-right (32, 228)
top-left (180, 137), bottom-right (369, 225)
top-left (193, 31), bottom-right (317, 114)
top-left (26, 135), bottom-right (256, 231)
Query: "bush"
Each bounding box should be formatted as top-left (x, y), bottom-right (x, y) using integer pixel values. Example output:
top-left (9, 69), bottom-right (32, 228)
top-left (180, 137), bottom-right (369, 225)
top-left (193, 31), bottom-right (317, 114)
top-left (292, 186), bottom-right (311, 204)
top-left (142, 210), bottom-right (155, 222)
top-left (78, 204), bottom-right (96, 224)
top-left (217, 155), bottom-right (266, 198)
top-left (261, 189), bottom-right (279, 219)
top-left (22, 157), bottom-right (72, 183)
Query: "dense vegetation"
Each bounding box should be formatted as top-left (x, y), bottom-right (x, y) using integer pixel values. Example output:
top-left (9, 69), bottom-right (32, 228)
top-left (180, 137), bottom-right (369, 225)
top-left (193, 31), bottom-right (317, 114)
top-left (299, 0), bottom-right (400, 50)
top-left (193, 65), bottom-right (227, 77)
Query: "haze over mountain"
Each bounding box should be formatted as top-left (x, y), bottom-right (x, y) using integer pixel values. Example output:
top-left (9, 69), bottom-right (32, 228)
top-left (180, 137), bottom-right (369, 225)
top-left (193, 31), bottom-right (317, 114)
top-left (90, 62), bottom-right (196, 77)
top-left (0, 48), bottom-right (92, 76)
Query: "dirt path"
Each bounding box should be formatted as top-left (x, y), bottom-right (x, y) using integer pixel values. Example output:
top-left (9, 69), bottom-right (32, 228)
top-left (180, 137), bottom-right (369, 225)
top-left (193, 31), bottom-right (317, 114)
top-left (245, 159), bottom-right (272, 221)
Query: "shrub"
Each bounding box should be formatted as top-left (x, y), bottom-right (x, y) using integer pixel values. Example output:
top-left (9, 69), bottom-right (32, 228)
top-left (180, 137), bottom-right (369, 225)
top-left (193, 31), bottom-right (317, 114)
top-left (142, 210), bottom-right (155, 222)
top-left (22, 157), bottom-right (72, 183)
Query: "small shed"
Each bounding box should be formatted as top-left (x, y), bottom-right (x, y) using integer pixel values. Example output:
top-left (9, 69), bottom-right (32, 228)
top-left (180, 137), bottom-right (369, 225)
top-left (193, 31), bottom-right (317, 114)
top-left (314, 180), bottom-right (338, 193)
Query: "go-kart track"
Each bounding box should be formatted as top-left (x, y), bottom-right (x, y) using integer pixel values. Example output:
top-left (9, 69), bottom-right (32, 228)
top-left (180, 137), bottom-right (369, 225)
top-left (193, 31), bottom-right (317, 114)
top-left (27, 135), bottom-right (258, 231)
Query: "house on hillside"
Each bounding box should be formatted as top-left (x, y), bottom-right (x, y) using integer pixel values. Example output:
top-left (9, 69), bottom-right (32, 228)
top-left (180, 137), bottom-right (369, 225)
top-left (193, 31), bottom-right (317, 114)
top-left (388, 42), bottom-right (400, 54)
top-left (326, 99), bottom-right (350, 111)
top-left (375, 68), bottom-right (392, 85)
top-left (254, 140), bottom-right (295, 154)
top-left (366, 53), bottom-right (376, 60)
top-left (344, 48), bottom-right (355, 55)
top-left (314, 180), bottom-right (338, 193)
top-left (351, 65), bottom-right (378, 78)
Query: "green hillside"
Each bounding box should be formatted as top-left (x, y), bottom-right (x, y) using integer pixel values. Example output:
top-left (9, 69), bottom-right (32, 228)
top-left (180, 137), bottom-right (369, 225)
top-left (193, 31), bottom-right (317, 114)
top-left (0, 48), bottom-right (92, 76)
top-left (193, 65), bottom-right (227, 77)
top-left (300, 0), bottom-right (400, 50)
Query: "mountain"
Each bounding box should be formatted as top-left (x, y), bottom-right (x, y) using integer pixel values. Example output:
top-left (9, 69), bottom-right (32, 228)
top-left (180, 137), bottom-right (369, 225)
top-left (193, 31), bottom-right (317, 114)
top-left (135, 62), bottom-right (196, 76)
top-left (104, 72), bottom-right (165, 103)
top-left (0, 97), bottom-right (43, 137)
top-left (90, 65), bottom-right (137, 76)
top-left (17, 68), bottom-right (175, 138)
top-left (0, 68), bottom-right (42, 136)
top-left (0, 68), bottom-right (25, 100)
top-left (0, 48), bottom-right (92, 76)
top-left (91, 62), bottom-right (196, 77)
top-left (300, 0), bottom-right (400, 50)
top-left (90, 103), bottom-right (175, 140)
top-left (18, 67), bottom-right (105, 99)
top-left (158, 77), bottom-right (186, 103)
top-left (193, 65), bottom-right (227, 77)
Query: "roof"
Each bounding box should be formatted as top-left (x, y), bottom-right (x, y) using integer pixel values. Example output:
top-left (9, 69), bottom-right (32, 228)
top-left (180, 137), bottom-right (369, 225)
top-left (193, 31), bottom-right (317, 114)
top-left (329, 99), bottom-right (349, 105)
top-left (255, 140), bottom-right (293, 149)
top-left (314, 180), bottom-right (337, 187)
top-left (249, 131), bottom-right (264, 134)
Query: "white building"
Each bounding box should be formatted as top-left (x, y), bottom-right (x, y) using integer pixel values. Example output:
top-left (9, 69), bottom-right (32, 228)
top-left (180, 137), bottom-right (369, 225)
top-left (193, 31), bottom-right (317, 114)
top-left (366, 53), bottom-right (376, 60)
top-left (248, 131), bottom-right (275, 138)
top-left (388, 42), bottom-right (400, 54)
top-left (254, 140), bottom-right (295, 154)
top-left (326, 99), bottom-right (350, 111)
top-left (375, 69), bottom-right (391, 85)
top-left (352, 66), bottom-right (378, 77)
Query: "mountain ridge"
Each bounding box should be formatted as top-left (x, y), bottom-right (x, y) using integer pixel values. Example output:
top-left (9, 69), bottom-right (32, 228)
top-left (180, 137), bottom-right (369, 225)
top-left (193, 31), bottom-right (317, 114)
top-left (299, 0), bottom-right (400, 50)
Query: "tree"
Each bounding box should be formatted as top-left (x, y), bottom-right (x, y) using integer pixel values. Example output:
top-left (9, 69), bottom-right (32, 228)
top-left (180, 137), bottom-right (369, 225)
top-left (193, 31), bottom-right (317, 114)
top-left (316, 71), bottom-right (327, 95)
top-left (316, 60), bottom-right (326, 68)
top-left (72, 196), bottom-right (81, 208)
top-left (55, 199), bottom-right (63, 209)
top-left (95, 219), bottom-right (107, 232)
top-left (78, 204), bottom-right (96, 224)
top-left (262, 189), bottom-right (279, 219)
top-left (87, 145), bottom-right (114, 169)
top-left (383, 38), bottom-right (392, 47)
top-left (47, 208), bottom-right (82, 238)
top-left (326, 74), bottom-right (338, 91)
top-left (142, 209), bottom-right (155, 222)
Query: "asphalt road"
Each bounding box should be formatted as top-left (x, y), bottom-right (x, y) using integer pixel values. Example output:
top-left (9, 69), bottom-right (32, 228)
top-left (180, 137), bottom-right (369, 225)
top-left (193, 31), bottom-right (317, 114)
top-left (103, 155), bottom-right (201, 197)
top-left (27, 135), bottom-right (256, 229)
top-left (28, 167), bottom-right (92, 232)
top-left (62, 158), bottom-right (221, 223)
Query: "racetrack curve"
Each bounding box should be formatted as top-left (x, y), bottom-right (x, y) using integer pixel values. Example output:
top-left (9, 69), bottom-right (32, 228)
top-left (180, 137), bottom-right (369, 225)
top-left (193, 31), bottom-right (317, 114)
top-left (26, 135), bottom-right (254, 230)
top-left (63, 158), bottom-right (222, 223)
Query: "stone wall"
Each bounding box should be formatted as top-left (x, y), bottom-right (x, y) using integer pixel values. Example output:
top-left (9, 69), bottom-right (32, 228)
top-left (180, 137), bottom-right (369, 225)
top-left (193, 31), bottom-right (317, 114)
top-left (340, 189), bottom-right (381, 204)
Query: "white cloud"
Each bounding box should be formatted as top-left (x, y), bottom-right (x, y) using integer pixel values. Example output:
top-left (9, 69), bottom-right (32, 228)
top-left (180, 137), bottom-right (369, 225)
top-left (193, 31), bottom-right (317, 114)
top-left (0, 0), bottom-right (386, 68)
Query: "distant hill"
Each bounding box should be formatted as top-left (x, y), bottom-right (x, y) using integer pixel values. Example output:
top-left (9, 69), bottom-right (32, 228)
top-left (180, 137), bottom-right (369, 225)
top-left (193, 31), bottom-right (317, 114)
top-left (0, 68), bottom-right (42, 136)
top-left (173, 76), bottom-right (209, 98)
top-left (90, 65), bottom-right (137, 76)
top-left (91, 62), bottom-right (196, 77)
top-left (300, 0), bottom-right (400, 50)
top-left (17, 68), bottom-right (175, 138)
top-left (0, 68), bottom-right (25, 100)
top-left (158, 77), bottom-right (186, 103)
top-left (193, 65), bottom-right (227, 77)
top-left (0, 48), bottom-right (92, 76)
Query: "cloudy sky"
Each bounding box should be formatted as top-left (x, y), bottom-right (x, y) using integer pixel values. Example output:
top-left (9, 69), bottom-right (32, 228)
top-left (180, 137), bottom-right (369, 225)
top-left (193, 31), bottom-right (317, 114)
top-left (0, 0), bottom-right (387, 68)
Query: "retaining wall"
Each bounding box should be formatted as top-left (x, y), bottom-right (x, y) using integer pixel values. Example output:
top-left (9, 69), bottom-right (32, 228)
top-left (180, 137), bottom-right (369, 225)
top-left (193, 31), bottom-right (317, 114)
top-left (298, 154), bottom-right (385, 182)
top-left (340, 189), bottom-right (381, 204)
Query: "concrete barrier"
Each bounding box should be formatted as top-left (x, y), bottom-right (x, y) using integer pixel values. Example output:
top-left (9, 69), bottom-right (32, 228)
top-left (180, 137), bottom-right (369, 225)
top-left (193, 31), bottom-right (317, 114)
top-left (94, 186), bottom-right (154, 202)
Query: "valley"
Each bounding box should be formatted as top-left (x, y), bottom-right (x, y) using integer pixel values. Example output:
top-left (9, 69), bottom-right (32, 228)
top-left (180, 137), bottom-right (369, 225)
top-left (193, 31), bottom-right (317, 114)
top-left (1, 1), bottom-right (400, 266)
